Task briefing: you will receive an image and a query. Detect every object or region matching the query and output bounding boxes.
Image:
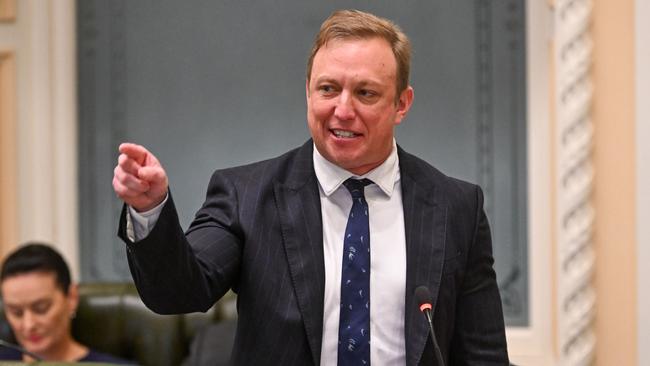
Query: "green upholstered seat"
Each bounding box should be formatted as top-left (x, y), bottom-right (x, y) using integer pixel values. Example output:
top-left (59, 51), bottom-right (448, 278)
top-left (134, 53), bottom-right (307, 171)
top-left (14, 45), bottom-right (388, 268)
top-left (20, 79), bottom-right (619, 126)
top-left (0, 283), bottom-right (237, 366)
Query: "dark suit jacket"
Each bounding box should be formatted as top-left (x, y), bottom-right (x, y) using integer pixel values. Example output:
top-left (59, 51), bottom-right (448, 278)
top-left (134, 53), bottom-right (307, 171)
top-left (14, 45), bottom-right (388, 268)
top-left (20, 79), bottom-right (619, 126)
top-left (119, 141), bottom-right (509, 365)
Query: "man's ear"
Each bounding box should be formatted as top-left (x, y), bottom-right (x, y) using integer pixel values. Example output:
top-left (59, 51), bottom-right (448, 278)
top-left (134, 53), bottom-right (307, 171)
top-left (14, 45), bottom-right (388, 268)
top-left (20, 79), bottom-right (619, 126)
top-left (305, 78), bottom-right (311, 100)
top-left (394, 86), bottom-right (414, 125)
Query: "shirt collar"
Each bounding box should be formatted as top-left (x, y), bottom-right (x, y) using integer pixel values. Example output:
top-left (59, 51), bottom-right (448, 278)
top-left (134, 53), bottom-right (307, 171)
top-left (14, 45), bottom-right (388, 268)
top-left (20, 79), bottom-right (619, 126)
top-left (313, 140), bottom-right (400, 197)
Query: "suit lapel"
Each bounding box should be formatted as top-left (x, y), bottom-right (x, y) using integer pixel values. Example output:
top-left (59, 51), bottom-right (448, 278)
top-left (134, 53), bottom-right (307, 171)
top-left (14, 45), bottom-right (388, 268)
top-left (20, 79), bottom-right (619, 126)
top-left (273, 142), bottom-right (325, 365)
top-left (399, 148), bottom-right (448, 366)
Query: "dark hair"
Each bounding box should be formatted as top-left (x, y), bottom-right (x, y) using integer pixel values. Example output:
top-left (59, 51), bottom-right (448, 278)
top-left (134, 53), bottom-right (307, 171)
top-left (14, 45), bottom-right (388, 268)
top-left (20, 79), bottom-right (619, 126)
top-left (0, 243), bottom-right (72, 294)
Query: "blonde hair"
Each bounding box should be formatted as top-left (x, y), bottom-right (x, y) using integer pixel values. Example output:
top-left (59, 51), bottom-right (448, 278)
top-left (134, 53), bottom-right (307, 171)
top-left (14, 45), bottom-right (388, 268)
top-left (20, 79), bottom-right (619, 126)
top-left (306, 9), bottom-right (412, 98)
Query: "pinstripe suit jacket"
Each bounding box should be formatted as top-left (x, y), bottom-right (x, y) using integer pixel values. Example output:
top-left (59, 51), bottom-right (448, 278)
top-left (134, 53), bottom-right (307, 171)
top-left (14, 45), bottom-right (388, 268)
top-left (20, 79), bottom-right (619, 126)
top-left (119, 140), bottom-right (509, 365)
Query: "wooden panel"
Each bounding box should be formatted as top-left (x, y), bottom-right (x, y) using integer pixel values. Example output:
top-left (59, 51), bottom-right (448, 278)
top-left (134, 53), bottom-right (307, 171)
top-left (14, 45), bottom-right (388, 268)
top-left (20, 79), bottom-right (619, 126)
top-left (0, 52), bottom-right (17, 257)
top-left (0, 0), bottom-right (16, 22)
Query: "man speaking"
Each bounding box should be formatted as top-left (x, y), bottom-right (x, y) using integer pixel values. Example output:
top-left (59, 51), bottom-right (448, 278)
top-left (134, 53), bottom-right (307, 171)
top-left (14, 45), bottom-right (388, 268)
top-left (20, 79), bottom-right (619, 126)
top-left (112, 9), bottom-right (509, 366)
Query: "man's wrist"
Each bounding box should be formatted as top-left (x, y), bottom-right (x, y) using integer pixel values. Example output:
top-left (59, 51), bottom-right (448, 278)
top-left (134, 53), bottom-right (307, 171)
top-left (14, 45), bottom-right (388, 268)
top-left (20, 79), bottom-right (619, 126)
top-left (128, 193), bottom-right (169, 241)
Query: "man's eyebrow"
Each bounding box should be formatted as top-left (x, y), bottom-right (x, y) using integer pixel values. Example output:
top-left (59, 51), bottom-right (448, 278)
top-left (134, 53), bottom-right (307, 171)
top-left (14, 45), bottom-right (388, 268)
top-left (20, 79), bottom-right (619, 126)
top-left (313, 76), bottom-right (338, 84)
top-left (356, 80), bottom-right (382, 88)
top-left (313, 77), bottom-right (384, 88)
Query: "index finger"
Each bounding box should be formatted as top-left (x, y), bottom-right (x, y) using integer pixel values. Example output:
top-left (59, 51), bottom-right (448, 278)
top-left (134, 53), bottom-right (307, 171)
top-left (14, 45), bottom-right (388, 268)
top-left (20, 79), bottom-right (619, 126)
top-left (119, 142), bottom-right (149, 166)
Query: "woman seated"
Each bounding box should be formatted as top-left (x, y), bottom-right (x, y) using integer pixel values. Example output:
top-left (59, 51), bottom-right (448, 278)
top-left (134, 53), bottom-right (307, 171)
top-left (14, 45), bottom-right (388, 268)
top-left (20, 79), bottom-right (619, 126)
top-left (0, 243), bottom-right (131, 363)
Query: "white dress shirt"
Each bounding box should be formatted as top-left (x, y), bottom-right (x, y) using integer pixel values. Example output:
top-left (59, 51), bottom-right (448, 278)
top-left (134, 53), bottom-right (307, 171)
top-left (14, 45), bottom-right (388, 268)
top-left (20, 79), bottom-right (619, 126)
top-left (128, 142), bottom-right (407, 365)
top-left (314, 141), bottom-right (406, 366)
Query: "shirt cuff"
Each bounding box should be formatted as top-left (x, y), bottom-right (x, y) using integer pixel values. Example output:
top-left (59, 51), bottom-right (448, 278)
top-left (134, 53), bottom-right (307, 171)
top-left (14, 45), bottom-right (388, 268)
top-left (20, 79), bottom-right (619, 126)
top-left (126, 194), bottom-right (169, 242)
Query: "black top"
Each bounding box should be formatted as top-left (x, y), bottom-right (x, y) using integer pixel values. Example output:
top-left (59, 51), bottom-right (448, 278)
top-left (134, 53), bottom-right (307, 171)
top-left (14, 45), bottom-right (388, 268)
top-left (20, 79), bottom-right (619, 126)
top-left (0, 347), bottom-right (134, 364)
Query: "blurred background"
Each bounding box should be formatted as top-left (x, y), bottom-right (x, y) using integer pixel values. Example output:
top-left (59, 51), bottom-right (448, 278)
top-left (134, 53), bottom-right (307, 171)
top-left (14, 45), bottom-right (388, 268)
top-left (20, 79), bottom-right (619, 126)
top-left (0, 0), bottom-right (646, 365)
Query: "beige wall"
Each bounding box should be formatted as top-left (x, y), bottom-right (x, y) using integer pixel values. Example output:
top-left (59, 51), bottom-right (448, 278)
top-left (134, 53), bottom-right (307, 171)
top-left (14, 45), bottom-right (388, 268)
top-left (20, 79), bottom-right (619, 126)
top-left (0, 0), bottom-right (18, 257)
top-left (0, 0), bottom-right (79, 276)
top-left (592, 0), bottom-right (637, 364)
top-left (0, 52), bottom-right (17, 256)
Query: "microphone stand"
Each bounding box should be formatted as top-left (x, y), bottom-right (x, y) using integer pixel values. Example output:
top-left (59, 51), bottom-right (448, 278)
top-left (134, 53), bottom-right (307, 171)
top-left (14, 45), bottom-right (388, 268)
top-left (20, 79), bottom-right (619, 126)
top-left (422, 309), bottom-right (444, 366)
top-left (415, 286), bottom-right (445, 366)
top-left (0, 338), bottom-right (43, 361)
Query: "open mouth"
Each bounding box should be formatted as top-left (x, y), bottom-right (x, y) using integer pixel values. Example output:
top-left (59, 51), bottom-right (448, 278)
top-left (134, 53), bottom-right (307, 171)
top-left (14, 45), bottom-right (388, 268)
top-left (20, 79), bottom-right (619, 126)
top-left (331, 129), bottom-right (360, 138)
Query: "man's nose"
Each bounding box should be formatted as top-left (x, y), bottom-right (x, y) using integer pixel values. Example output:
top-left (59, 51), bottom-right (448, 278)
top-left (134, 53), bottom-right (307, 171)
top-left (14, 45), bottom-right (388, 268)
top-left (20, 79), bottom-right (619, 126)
top-left (334, 91), bottom-right (355, 121)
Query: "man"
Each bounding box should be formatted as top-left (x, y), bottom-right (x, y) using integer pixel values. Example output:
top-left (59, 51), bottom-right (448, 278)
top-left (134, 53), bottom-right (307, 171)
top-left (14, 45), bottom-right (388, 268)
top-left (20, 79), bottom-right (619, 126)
top-left (113, 9), bottom-right (509, 366)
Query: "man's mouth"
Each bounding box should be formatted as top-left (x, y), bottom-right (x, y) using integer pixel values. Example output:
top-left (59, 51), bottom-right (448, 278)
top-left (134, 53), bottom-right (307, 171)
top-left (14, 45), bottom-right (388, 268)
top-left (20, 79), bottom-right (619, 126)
top-left (331, 129), bottom-right (360, 138)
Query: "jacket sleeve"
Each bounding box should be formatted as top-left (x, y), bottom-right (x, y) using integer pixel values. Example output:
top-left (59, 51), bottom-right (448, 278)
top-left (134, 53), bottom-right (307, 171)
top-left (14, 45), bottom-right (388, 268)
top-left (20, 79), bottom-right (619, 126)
top-left (448, 186), bottom-right (509, 365)
top-left (118, 172), bottom-right (243, 314)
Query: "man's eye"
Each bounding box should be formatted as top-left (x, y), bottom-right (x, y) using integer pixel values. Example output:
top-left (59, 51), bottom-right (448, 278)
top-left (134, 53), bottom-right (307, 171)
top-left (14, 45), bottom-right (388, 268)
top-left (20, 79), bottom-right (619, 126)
top-left (318, 85), bottom-right (335, 94)
top-left (9, 310), bottom-right (23, 318)
top-left (358, 89), bottom-right (377, 99)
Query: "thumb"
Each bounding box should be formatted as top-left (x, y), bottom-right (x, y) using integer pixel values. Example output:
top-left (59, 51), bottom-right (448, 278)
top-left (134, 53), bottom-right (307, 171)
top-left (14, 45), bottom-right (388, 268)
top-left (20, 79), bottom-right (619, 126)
top-left (138, 166), bottom-right (168, 186)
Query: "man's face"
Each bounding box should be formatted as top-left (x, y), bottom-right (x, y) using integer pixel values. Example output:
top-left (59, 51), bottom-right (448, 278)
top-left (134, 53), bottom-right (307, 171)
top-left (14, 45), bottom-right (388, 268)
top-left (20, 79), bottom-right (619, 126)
top-left (306, 38), bottom-right (413, 175)
top-left (1, 272), bottom-right (77, 358)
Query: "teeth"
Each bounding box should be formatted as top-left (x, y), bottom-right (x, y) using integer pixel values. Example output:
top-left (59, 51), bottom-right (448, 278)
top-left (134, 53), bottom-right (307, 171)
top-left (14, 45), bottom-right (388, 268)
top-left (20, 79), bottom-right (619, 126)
top-left (333, 129), bottom-right (357, 138)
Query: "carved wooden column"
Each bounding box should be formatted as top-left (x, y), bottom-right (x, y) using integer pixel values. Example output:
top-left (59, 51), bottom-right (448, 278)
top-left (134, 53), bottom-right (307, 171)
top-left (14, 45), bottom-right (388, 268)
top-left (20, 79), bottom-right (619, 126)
top-left (553, 0), bottom-right (596, 364)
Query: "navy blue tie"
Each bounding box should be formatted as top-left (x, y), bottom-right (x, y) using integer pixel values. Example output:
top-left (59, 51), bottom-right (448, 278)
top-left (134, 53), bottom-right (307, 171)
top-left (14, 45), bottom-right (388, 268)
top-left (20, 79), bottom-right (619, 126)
top-left (338, 178), bottom-right (373, 366)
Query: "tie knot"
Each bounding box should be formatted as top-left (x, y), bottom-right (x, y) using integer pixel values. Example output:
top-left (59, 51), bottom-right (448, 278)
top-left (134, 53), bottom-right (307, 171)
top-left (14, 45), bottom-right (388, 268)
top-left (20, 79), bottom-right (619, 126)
top-left (343, 178), bottom-right (373, 199)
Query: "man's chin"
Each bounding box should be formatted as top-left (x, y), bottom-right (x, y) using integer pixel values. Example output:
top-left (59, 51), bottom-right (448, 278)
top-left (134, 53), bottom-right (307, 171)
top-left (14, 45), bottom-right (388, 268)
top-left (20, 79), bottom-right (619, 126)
top-left (319, 146), bottom-right (379, 174)
top-left (328, 156), bottom-right (363, 171)
top-left (335, 159), bottom-right (379, 175)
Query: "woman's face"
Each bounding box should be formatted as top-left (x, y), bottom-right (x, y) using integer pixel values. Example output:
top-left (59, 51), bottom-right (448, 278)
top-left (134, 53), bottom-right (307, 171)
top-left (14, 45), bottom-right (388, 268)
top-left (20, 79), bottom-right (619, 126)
top-left (1, 272), bottom-right (77, 357)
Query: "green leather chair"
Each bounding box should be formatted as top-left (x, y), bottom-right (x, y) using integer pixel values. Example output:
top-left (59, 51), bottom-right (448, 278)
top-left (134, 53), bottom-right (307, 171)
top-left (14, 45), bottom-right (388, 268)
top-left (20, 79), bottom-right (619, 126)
top-left (0, 283), bottom-right (237, 366)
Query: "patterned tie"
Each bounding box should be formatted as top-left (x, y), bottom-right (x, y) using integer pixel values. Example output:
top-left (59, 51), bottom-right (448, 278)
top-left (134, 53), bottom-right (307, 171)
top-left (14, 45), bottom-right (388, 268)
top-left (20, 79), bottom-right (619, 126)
top-left (338, 178), bottom-right (373, 366)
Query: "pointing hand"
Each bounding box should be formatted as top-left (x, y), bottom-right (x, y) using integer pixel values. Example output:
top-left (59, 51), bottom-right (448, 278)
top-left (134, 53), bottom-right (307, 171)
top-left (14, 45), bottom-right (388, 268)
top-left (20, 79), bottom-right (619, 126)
top-left (112, 143), bottom-right (169, 212)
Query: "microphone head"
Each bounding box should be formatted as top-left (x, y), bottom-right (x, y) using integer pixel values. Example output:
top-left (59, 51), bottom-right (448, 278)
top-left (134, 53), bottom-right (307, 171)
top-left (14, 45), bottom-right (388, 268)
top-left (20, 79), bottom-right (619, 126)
top-left (415, 285), bottom-right (433, 312)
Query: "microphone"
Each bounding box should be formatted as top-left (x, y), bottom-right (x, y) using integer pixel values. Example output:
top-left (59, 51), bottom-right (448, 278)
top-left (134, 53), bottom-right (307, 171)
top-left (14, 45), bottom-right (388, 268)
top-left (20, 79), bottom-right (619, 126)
top-left (415, 286), bottom-right (444, 366)
top-left (0, 338), bottom-right (43, 361)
